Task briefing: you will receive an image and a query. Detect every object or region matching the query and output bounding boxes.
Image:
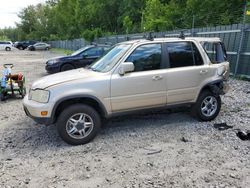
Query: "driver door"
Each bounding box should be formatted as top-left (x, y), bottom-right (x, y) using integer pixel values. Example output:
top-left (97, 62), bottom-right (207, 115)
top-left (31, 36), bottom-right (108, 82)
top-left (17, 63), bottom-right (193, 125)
top-left (110, 43), bottom-right (167, 112)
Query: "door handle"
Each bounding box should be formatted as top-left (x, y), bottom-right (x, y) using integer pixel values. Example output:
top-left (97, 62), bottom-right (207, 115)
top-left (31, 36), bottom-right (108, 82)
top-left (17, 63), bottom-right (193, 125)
top-left (152, 75), bottom-right (163, 81)
top-left (200, 70), bottom-right (208, 74)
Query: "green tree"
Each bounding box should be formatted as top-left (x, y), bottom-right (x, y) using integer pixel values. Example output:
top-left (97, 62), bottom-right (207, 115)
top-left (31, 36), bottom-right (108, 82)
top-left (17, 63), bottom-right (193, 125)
top-left (123, 16), bottom-right (133, 34)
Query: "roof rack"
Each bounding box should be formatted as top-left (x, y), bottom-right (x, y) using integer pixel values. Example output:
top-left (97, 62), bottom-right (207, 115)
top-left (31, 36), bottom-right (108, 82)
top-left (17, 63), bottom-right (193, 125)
top-left (146, 32), bottom-right (154, 41)
top-left (179, 30), bottom-right (187, 39)
top-left (90, 42), bottom-right (97, 46)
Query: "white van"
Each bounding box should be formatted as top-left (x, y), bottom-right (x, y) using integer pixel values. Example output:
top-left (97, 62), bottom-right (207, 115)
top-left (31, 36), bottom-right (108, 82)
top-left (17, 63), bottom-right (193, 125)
top-left (0, 41), bottom-right (13, 51)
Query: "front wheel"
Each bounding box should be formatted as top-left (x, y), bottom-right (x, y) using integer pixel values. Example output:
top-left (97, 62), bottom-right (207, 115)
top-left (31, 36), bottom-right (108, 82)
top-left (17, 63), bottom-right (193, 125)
top-left (5, 47), bottom-right (11, 51)
top-left (56, 104), bottom-right (101, 145)
top-left (192, 90), bottom-right (221, 121)
top-left (60, 64), bottom-right (74, 72)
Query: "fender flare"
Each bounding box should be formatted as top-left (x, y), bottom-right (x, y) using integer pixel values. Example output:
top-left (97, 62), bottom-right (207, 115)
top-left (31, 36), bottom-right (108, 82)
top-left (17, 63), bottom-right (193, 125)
top-left (199, 79), bottom-right (225, 96)
top-left (51, 94), bottom-right (108, 123)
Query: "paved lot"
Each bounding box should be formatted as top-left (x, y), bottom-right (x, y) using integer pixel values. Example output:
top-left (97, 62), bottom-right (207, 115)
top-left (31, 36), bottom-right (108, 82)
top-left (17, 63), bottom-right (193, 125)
top-left (0, 49), bottom-right (250, 188)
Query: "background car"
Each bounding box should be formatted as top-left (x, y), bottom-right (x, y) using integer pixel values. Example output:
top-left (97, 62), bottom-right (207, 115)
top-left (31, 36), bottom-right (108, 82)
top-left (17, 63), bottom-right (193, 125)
top-left (27, 42), bottom-right (51, 51)
top-left (0, 41), bottom-right (13, 51)
top-left (45, 44), bottom-right (111, 73)
top-left (14, 40), bottom-right (37, 50)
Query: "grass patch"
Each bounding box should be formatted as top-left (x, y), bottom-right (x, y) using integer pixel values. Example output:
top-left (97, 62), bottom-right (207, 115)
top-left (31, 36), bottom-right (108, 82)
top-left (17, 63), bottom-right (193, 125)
top-left (51, 48), bottom-right (73, 55)
top-left (234, 75), bottom-right (250, 81)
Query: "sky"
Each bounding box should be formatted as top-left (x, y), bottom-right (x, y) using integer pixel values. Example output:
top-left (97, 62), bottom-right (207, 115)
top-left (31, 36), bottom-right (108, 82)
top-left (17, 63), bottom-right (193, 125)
top-left (0, 0), bottom-right (45, 29)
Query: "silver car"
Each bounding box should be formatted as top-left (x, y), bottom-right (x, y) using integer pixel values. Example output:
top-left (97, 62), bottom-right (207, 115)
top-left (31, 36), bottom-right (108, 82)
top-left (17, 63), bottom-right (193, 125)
top-left (23, 37), bottom-right (230, 145)
top-left (28, 42), bottom-right (51, 51)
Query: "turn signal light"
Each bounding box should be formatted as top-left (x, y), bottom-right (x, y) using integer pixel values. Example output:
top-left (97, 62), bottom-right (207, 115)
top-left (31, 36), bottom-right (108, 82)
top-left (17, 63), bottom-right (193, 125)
top-left (41, 111), bottom-right (48, 116)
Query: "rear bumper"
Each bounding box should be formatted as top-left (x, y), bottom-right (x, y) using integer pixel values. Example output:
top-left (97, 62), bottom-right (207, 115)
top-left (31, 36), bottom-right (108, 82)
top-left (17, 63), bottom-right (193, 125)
top-left (223, 81), bottom-right (230, 94)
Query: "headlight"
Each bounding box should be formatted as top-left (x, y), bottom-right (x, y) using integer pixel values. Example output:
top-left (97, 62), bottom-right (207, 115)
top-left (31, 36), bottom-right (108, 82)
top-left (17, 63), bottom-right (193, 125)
top-left (29, 89), bottom-right (50, 103)
top-left (47, 59), bottom-right (59, 65)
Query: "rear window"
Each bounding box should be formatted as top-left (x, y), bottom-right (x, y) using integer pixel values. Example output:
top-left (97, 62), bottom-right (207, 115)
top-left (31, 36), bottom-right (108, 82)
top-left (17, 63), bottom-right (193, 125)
top-left (202, 42), bottom-right (227, 63)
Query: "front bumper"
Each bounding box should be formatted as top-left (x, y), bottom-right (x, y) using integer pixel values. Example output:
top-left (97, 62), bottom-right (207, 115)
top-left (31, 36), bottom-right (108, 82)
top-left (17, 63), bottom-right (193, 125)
top-left (45, 63), bottom-right (61, 74)
top-left (23, 95), bottom-right (54, 125)
top-left (24, 106), bottom-right (53, 125)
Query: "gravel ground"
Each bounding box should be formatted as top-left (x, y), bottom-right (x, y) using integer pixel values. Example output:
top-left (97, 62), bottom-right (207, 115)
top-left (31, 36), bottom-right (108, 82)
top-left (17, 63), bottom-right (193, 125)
top-left (0, 49), bottom-right (250, 188)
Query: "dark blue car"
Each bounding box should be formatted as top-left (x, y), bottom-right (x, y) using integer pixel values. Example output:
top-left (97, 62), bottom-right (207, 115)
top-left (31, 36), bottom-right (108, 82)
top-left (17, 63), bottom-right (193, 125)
top-left (46, 45), bottom-right (111, 73)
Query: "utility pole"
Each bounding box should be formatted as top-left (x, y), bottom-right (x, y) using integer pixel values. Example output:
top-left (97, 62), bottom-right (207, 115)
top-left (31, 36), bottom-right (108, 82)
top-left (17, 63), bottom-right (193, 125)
top-left (192, 15), bottom-right (195, 37)
top-left (234, 2), bottom-right (247, 76)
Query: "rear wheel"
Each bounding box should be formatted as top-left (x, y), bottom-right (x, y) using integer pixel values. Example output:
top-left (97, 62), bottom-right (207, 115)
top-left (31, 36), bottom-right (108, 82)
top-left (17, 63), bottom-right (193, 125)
top-left (45, 47), bottom-right (49, 51)
top-left (18, 46), bottom-right (24, 50)
top-left (56, 104), bottom-right (101, 145)
top-left (5, 47), bottom-right (11, 51)
top-left (61, 64), bottom-right (74, 72)
top-left (192, 90), bottom-right (221, 121)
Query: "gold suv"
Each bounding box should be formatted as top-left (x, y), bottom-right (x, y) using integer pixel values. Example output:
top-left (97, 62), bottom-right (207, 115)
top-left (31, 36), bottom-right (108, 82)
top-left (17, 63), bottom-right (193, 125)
top-left (23, 37), bottom-right (230, 145)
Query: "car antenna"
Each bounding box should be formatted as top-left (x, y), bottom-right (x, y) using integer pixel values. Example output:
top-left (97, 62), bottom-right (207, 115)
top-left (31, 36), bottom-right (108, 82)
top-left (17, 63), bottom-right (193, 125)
top-left (146, 32), bottom-right (154, 41)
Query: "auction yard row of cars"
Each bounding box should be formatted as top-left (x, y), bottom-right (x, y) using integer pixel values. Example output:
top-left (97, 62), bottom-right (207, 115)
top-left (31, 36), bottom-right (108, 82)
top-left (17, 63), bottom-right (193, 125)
top-left (0, 40), bottom-right (51, 51)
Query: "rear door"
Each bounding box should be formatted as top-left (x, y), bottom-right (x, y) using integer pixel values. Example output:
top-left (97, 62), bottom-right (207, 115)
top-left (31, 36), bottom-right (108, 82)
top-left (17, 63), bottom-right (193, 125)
top-left (165, 41), bottom-right (212, 104)
top-left (34, 43), bottom-right (43, 50)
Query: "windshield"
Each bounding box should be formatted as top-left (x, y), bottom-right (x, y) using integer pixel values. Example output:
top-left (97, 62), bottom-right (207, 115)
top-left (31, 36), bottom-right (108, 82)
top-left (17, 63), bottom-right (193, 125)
top-left (89, 44), bottom-right (131, 72)
top-left (71, 46), bottom-right (90, 56)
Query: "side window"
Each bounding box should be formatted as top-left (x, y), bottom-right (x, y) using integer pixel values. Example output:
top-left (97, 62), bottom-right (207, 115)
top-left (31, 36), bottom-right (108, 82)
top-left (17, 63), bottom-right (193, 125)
top-left (126, 43), bottom-right (162, 72)
top-left (167, 42), bottom-right (203, 68)
top-left (0, 42), bottom-right (3, 44)
top-left (83, 47), bottom-right (103, 57)
top-left (202, 42), bottom-right (227, 63)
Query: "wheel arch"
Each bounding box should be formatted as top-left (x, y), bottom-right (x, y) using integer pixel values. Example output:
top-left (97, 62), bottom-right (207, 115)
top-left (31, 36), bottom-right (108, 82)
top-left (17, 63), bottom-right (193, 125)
top-left (60, 62), bottom-right (75, 71)
top-left (196, 79), bottom-right (224, 101)
top-left (51, 95), bottom-right (108, 124)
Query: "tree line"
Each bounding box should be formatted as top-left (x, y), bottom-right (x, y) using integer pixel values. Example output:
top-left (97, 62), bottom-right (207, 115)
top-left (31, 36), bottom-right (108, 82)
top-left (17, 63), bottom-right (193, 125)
top-left (0, 0), bottom-right (245, 42)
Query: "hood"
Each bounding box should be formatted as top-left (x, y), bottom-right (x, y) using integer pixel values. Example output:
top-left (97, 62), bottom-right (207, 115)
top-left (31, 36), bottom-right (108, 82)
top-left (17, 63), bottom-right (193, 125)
top-left (32, 68), bottom-right (97, 89)
top-left (48, 54), bottom-right (78, 62)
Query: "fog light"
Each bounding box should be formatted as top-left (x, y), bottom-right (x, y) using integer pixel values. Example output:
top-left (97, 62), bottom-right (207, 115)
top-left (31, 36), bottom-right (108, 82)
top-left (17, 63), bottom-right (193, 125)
top-left (41, 111), bottom-right (48, 116)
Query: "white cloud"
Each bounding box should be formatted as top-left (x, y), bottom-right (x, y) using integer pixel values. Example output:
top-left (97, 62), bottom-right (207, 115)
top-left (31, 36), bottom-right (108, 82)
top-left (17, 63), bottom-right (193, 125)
top-left (0, 0), bottom-right (46, 28)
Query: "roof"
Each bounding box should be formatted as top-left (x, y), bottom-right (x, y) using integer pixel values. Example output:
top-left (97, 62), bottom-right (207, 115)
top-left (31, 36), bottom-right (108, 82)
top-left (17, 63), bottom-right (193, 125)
top-left (120, 37), bottom-right (221, 45)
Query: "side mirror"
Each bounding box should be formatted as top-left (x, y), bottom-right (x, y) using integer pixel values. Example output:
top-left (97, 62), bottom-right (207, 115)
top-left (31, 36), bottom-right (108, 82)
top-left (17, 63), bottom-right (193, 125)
top-left (119, 62), bottom-right (134, 75)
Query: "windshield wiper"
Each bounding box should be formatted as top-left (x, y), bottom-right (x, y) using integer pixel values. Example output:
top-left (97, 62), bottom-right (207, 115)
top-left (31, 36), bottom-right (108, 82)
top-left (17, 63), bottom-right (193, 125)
top-left (89, 67), bottom-right (99, 72)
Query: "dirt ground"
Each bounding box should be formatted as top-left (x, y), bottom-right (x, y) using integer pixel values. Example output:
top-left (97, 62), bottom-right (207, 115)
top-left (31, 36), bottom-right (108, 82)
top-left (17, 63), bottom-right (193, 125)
top-left (0, 49), bottom-right (250, 188)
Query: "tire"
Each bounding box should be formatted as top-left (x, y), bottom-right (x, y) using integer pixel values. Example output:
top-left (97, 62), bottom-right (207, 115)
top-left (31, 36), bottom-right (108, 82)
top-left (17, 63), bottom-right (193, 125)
top-left (191, 90), bottom-right (221, 121)
top-left (45, 47), bottom-right (49, 51)
top-left (0, 93), bottom-right (5, 101)
top-left (5, 47), bottom-right (11, 51)
top-left (20, 87), bottom-right (26, 98)
top-left (61, 64), bottom-right (74, 72)
top-left (18, 46), bottom-right (24, 50)
top-left (56, 104), bottom-right (101, 145)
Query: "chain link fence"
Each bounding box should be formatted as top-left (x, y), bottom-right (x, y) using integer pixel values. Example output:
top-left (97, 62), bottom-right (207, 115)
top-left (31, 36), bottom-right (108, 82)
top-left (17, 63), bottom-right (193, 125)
top-left (49, 23), bottom-right (250, 77)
